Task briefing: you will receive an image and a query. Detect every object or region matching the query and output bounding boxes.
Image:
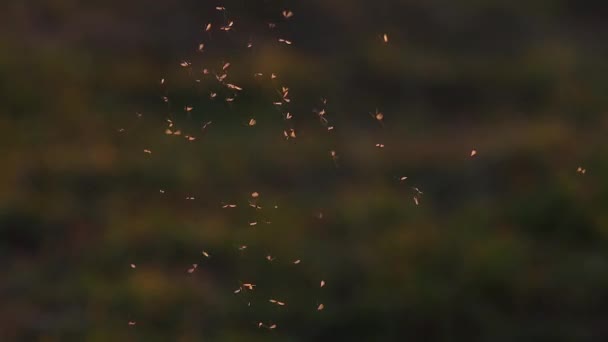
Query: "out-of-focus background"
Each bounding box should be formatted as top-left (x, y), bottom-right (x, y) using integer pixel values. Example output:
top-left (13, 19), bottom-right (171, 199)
top-left (2, 0), bottom-right (608, 340)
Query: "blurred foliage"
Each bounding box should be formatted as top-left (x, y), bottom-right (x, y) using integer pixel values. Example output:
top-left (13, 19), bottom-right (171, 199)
top-left (2, 0), bottom-right (608, 341)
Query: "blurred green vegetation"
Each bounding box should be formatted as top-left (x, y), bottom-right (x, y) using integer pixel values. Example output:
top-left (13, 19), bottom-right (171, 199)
top-left (2, 0), bottom-right (608, 341)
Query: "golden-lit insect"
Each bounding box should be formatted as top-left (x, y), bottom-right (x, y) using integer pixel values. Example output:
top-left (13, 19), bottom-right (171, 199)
top-left (370, 109), bottom-right (384, 126)
top-left (330, 150), bottom-right (339, 167)
top-left (577, 166), bottom-right (586, 174)
top-left (130, 264), bottom-right (136, 269)
top-left (205, 23), bottom-right (212, 32)
top-left (220, 21), bottom-right (234, 31)
top-left (202, 251), bottom-right (210, 258)
top-left (202, 121), bottom-right (212, 131)
top-left (283, 129), bottom-right (296, 139)
top-left (187, 264), bottom-right (198, 273)
top-left (282, 10), bottom-right (294, 19)
top-left (269, 299), bottom-right (286, 306)
top-left (216, 73), bottom-right (228, 82)
top-left (226, 84), bottom-right (243, 91)
top-left (412, 187), bottom-right (423, 206)
top-left (320, 280), bottom-right (326, 288)
top-left (470, 149), bottom-right (477, 157)
top-left (249, 203), bottom-right (263, 209)
top-left (317, 303), bottom-right (325, 311)
top-left (242, 283), bottom-right (256, 290)
top-left (382, 33), bottom-right (389, 43)
top-left (248, 118), bottom-right (257, 126)
top-left (234, 282), bottom-right (256, 294)
top-left (316, 108), bottom-right (328, 124)
top-left (293, 259), bottom-right (301, 264)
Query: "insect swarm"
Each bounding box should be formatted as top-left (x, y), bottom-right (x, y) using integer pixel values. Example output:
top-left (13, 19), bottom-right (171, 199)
top-left (113, 1), bottom-right (447, 337)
